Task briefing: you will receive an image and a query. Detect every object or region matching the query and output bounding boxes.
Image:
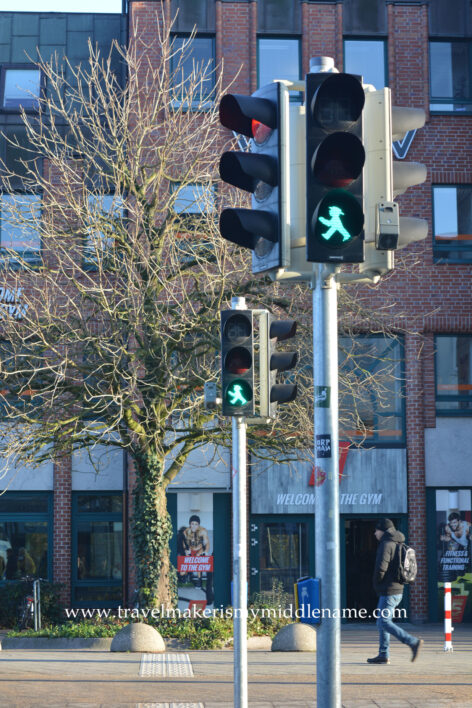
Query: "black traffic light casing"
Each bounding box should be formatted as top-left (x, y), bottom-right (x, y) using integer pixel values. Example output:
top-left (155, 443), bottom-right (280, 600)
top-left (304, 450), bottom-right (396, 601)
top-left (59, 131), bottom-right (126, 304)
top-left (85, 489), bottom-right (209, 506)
top-left (259, 312), bottom-right (298, 419)
top-left (220, 310), bottom-right (255, 417)
top-left (219, 81), bottom-right (290, 274)
top-left (306, 72), bottom-right (365, 263)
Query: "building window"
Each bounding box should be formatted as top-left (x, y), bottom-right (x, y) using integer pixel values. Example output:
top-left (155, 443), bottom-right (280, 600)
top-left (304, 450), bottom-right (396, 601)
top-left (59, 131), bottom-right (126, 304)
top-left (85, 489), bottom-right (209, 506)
top-left (84, 194), bottom-right (124, 270)
top-left (258, 38), bottom-right (301, 89)
top-left (1, 66), bottom-right (41, 111)
top-left (430, 41), bottom-right (472, 113)
top-left (0, 193), bottom-right (41, 267)
top-left (73, 492), bottom-right (123, 607)
top-left (433, 186), bottom-right (472, 263)
top-left (0, 493), bottom-right (52, 581)
top-left (435, 335), bottom-right (472, 414)
top-left (339, 335), bottom-right (405, 444)
top-left (172, 183), bottom-right (215, 215)
top-left (344, 39), bottom-right (386, 89)
top-left (171, 35), bottom-right (215, 105)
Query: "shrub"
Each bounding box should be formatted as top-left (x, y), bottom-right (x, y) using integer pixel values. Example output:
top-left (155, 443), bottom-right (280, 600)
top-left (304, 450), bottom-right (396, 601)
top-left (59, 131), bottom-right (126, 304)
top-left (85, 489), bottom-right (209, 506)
top-left (0, 579), bottom-right (63, 629)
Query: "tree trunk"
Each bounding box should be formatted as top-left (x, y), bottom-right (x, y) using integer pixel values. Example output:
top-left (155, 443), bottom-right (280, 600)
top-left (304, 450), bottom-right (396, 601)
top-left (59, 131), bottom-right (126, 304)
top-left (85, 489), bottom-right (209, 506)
top-left (132, 450), bottom-right (176, 608)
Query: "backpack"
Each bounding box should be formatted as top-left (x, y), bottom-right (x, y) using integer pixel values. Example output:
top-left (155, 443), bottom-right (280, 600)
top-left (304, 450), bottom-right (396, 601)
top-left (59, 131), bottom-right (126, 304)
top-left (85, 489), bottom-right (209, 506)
top-left (396, 542), bottom-right (417, 584)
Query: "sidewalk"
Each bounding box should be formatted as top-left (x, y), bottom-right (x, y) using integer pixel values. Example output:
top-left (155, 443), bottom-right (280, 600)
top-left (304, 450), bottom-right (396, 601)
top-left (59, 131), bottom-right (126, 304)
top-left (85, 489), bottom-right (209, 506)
top-left (0, 623), bottom-right (470, 707)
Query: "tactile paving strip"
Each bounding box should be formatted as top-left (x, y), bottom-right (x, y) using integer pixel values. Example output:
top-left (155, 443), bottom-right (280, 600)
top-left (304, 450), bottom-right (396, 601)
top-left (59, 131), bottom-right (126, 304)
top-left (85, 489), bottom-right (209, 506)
top-left (139, 653), bottom-right (194, 678)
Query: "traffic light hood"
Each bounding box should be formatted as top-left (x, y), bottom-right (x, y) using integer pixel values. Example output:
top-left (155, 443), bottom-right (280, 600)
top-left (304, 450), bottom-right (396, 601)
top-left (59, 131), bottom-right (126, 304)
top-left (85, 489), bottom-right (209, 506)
top-left (219, 93), bottom-right (277, 138)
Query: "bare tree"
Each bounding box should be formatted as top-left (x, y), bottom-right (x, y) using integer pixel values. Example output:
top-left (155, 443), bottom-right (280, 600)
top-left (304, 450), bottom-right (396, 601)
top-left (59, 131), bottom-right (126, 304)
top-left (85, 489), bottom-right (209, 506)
top-left (0, 19), bottom-right (318, 607)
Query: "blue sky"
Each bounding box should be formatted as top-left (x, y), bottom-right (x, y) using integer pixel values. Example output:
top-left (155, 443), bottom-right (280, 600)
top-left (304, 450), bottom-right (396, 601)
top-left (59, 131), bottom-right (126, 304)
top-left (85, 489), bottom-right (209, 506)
top-left (1, 0), bottom-right (122, 12)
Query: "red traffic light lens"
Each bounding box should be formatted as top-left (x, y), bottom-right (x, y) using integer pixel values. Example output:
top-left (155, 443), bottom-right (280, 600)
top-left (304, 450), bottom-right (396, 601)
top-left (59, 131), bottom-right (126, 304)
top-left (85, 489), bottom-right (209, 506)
top-left (225, 346), bottom-right (252, 374)
top-left (252, 119), bottom-right (273, 145)
top-left (312, 133), bottom-right (365, 188)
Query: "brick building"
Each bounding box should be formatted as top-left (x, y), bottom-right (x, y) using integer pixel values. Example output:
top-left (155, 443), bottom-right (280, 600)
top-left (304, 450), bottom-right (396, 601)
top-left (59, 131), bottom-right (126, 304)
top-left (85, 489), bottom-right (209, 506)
top-left (1, 0), bottom-right (472, 624)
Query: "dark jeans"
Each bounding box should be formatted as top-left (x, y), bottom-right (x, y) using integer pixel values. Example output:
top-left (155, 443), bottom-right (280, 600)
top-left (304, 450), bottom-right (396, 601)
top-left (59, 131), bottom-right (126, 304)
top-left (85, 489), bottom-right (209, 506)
top-left (377, 593), bottom-right (417, 657)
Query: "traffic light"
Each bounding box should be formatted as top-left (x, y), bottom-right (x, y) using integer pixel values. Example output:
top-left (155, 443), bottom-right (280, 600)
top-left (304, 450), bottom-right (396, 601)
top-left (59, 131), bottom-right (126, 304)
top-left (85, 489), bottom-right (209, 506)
top-left (218, 81), bottom-right (290, 274)
top-left (363, 87), bottom-right (427, 260)
top-left (220, 310), bottom-right (255, 416)
top-left (259, 312), bottom-right (298, 419)
top-left (305, 72), bottom-right (365, 264)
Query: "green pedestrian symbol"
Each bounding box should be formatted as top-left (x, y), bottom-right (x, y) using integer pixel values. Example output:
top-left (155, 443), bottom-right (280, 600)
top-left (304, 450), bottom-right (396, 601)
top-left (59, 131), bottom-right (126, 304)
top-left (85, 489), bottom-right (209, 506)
top-left (228, 383), bottom-right (248, 406)
top-left (319, 206), bottom-right (352, 242)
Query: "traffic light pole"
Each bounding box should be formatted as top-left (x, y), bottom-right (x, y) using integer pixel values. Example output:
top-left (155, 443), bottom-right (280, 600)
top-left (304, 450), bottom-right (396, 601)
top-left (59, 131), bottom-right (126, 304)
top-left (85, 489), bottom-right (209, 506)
top-left (231, 296), bottom-right (248, 708)
top-left (312, 263), bottom-right (341, 708)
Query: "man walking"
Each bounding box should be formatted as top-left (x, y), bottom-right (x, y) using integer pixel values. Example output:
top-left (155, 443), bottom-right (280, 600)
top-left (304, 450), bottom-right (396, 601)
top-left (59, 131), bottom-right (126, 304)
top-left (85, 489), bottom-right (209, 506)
top-left (368, 518), bottom-right (423, 664)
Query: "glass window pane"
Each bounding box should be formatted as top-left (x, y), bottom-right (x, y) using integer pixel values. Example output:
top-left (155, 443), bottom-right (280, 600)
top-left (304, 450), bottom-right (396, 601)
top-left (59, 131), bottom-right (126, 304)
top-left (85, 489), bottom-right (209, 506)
top-left (0, 493), bottom-right (49, 514)
top-left (3, 69), bottom-right (40, 110)
top-left (434, 186), bottom-right (472, 260)
top-left (77, 520), bottom-right (123, 580)
top-left (171, 36), bottom-right (215, 98)
top-left (0, 194), bottom-right (41, 260)
top-left (85, 194), bottom-right (124, 265)
top-left (258, 521), bottom-right (308, 594)
top-left (339, 336), bottom-right (403, 441)
top-left (173, 184), bottom-right (215, 214)
top-left (436, 336), bottom-right (472, 411)
top-left (0, 521), bottom-right (48, 580)
top-left (430, 42), bottom-right (469, 100)
top-left (258, 38), bottom-right (300, 87)
top-left (344, 40), bottom-right (386, 89)
top-left (77, 494), bottom-right (123, 514)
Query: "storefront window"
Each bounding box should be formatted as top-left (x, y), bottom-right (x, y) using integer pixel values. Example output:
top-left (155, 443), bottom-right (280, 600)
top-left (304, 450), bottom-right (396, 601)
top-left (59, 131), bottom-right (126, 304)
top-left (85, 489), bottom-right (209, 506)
top-left (73, 493), bottom-right (123, 606)
top-left (258, 521), bottom-right (309, 594)
top-left (435, 335), bottom-right (472, 413)
top-left (339, 335), bottom-right (405, 443)
top-left (0, 493), bottom-right (51, 581)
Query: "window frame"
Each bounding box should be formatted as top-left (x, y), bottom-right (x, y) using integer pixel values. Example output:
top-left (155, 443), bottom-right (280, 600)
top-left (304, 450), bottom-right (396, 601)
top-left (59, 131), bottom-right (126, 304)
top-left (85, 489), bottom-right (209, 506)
top-left (429, 39), bottom-right (472, 114)
top-left (170, 33), bottom-right (216, 110)
top-left (343, 37), bottom-right (388, 89)
top-left (257, 35), bottom-right (302, 97)
top-left (71, 491), bottom-right (124, 608)
top-left (338, 334), bottom-right (406, 447)
top-left (0, 191), bottom-right (42, 269)
top-left (0, 64), bottom-right (44, 114)
top-left (432, 184), bottom-right (472, 263)
top-left (0, 491), bottom-right (53, 582)
top-left (434, 334), bottom-right (472, 416)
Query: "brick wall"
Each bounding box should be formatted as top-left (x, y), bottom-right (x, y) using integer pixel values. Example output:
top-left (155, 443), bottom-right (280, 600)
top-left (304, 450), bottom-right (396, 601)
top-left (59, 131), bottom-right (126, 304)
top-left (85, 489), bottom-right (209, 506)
top-left (53, 455), bottom-right (72, 606)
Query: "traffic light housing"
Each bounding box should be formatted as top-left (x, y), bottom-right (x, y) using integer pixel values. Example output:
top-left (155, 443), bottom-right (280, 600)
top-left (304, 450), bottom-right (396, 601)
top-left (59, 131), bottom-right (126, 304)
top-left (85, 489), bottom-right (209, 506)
top-left (259, 312), bottom-right (298, 419)
top-left (363, 87), bottom-right (427, 260)
top-left (219, 81), bottom-right (290, 274)
top-left (220, 310), bottom-right (255, 416)
top-left (305, 72), bottom-right (365, 264)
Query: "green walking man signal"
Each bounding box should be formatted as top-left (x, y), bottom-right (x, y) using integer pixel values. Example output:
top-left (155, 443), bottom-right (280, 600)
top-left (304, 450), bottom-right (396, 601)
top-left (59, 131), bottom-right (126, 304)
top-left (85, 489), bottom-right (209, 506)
top-left (319, 206), bottom-right (352, 242)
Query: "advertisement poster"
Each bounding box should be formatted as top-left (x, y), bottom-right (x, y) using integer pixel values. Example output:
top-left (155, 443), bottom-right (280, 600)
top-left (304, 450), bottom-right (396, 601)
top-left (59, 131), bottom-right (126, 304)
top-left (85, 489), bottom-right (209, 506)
top-left (436, 489), bottom-right (472, 623)
top-left (176, 492), bottom-right (214, 612)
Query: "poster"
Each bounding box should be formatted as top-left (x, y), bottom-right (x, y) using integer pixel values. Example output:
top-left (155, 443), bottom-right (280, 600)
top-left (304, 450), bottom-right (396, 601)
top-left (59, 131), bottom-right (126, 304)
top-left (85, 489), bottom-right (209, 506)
top-left (176, 492), bottom-right (214, 612)
top-left (436, 489), bottom-right (472, 623)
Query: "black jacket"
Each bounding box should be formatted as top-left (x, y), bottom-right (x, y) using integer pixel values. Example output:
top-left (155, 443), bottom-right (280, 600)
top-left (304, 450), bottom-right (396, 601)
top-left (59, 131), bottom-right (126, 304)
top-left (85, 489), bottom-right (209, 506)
top-left (373, 528), bottom-right (405, 596)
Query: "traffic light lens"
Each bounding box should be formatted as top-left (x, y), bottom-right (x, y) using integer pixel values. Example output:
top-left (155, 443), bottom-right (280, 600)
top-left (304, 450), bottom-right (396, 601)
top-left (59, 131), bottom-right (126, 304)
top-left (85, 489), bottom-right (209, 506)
top-left (312, 189), bottom-right (364, 249)
top-left (252, 119), bottom-right (273, 145)
top-left (225, 346), bottom-right (252, 374)
top-left (225, 380), bottom-right (253, 407)
top-left (312, 74), bottom-right (365, 130)
top-left (223, 313), bottom-right (252, 339)
top-left (312, 133), bottom-right (365, 188)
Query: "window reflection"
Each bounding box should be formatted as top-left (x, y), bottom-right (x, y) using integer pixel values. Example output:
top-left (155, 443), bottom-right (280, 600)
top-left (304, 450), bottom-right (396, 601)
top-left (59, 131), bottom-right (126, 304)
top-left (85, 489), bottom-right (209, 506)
top-left (0, 522), bottom-right (48, 580)
top-left (77, 521), bottom-right (122, 581)
top-left (344, 40), bottom-right (386, 89)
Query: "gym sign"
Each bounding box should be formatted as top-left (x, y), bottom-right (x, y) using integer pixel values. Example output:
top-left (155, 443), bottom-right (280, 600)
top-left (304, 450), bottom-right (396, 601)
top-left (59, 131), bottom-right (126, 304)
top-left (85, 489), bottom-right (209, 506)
top-left (0, 287), bottom-right (28, 320)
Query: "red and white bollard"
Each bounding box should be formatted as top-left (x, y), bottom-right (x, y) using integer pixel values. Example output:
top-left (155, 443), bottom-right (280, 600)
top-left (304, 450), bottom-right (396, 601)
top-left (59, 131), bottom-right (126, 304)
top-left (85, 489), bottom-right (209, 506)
top-left (444, 582), bottom-right (453, 652)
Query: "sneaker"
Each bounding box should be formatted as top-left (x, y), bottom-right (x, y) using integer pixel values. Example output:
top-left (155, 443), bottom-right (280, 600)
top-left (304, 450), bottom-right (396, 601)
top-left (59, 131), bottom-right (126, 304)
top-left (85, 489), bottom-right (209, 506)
top-left (367, 655), bottom-right (390, 664)
top-left (411, 639), bottom-right (423, 662)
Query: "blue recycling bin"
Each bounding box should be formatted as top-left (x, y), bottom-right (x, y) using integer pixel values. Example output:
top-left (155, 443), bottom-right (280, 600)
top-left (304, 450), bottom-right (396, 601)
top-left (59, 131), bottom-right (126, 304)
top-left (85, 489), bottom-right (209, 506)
top-left (295, 577), bottom-right (321, 625)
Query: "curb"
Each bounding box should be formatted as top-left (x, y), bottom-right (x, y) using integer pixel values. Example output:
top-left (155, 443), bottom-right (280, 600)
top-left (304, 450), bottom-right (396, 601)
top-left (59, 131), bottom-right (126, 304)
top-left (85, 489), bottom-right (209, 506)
top-left (1, 637), bottom-right (113, 650)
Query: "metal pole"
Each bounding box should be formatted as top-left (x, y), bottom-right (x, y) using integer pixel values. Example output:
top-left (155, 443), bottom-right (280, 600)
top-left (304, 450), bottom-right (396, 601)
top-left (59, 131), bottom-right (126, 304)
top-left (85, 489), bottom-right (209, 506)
top-left (312, 264), bottom-right (341, 708)
top-left (231, 296), bottom-right (248, 708)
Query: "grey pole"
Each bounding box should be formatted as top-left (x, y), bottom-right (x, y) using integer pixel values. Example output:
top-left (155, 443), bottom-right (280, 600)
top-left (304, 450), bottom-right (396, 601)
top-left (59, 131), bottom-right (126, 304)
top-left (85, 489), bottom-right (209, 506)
top-left (231, 296), bottom-right (248, 708)
top-left (312, 264), bottom-right (341, 707)
top-left (309, 56), bottom-right (342, 708)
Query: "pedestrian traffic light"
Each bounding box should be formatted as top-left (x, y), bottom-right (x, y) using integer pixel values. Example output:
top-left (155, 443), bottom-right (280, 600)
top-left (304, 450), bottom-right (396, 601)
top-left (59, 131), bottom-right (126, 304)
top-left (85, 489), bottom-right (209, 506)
top-left (220, 309), bottom-right (255, 417)
top-left (218, 81), bottom-right (290, 274)
top-left (259, 312), bottom-right (298, 419)
top-left (305, 72), bottom-right (365, 264)
top-left (363, 87), bottom-right (427, 257)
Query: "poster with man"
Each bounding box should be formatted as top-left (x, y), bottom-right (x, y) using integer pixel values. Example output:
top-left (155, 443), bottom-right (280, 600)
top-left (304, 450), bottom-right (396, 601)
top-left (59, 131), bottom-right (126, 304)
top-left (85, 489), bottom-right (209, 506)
top-left (176, 492), bottom-right (214, 612)
top-left (436, 490), bottom-right (472, 623)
